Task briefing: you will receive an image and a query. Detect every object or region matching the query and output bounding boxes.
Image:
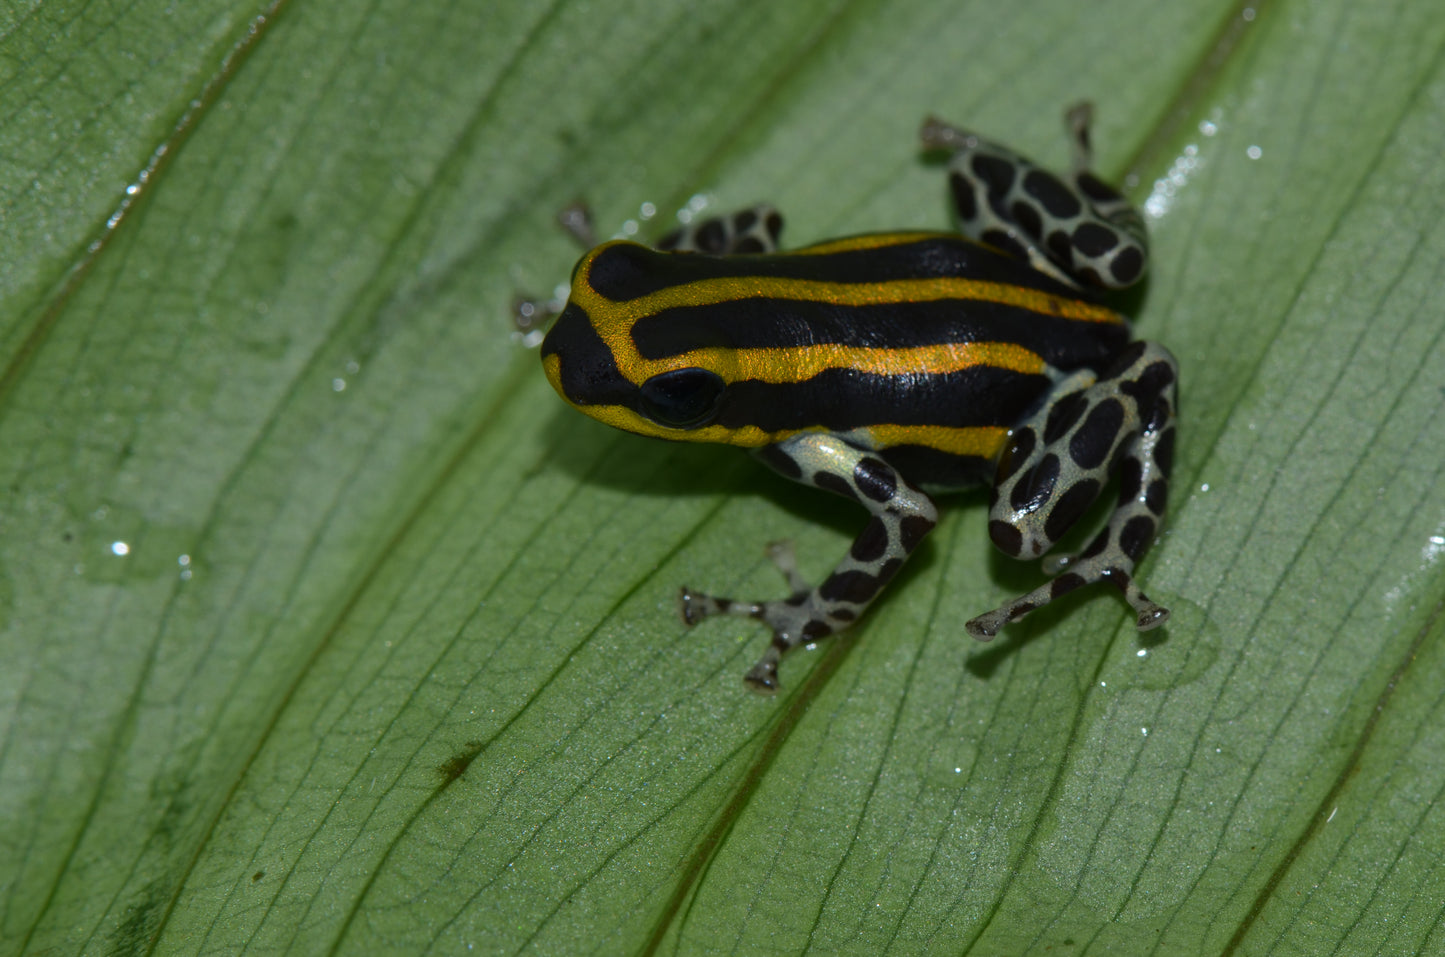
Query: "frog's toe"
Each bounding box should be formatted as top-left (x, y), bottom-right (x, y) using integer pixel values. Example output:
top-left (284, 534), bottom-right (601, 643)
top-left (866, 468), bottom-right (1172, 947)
top-left (678, 587), bottom-right (745, 626)
top-left (1138, 605), bottom-right (1170, 630)
top-left (744, 649), bottom-right (783, 693)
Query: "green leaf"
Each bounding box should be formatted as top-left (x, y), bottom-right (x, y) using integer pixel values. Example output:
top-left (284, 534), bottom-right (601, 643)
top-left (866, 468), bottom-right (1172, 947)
top-left (3, 0), bottom-right (1444, 954)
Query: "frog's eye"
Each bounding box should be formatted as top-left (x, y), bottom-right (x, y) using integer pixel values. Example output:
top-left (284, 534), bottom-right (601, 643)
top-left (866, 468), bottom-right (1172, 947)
top-left (637, 368), bottom-right (725, 429)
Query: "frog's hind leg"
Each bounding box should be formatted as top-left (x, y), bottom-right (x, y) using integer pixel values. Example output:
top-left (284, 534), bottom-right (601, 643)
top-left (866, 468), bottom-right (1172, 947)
top-left (967, 341), bottom-right (1178, 639)
top-left (679, 433), bottom-right (939, 692)
top-left (920, 103), bottom-right (1148, 292)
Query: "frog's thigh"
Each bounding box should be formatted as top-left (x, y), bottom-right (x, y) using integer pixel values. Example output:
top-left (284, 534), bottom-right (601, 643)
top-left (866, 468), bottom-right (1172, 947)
top-left (990, 343), bottom-right (1174, 556)
top-left (970, 341), bottom-right (1177, 637)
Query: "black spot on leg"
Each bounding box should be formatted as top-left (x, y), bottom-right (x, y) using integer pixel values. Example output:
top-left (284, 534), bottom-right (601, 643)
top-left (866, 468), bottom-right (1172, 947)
top-left (1008, 601), bottom-right (1038, 621)
top-left (1070, 399), bottom-right (1125, 470)
top-left (1044, 392), bottom-right (1088, 443)
top-left (803, 619), bottom-right (833, 640)
top-left (815, 471), bottom-right (857, 501)
top-left (850, 518), bottom-right (890, 563)
top-left (899, 514), bottom-right (936, 552)
top-left (734, 236), bottom-right (766, 254)
top-left (854, 457), bottom-right (898, 503)
top-left (1110, 247), bottom-right (1144, 285)
top-left (820, 570), bottom-right (881, 604)
top-left (1154, 428), bottom-right (1176, 479)
top-left (1010, 453), bottom-right (1060, 513)
top-left (1118, 515), bottom-right (1156, 561)
top-left (1047, 230), bottom-right (1073, 264)
top-left (696, 219), bottom-right (727, 253)
top-left (995, 427), bottom-right (1035, 483)
top-left (1104, 341), bottom-right (1148, 378)
top-left (1120, 360), bottom-right (1176, 406)
top-left (765, 210), bottom-right (784, 239)
top-left (1077, 172), bottom-right (1123, 203)
top-left (989, 520), bottom-right (1024, 557)
top-left (949, 172), bottom-right (979, 221)
top-left (755, 444), bottom-right (802, 480)
top-left (1010, 200), bottom-right (1043, 239)
top-left (1044, 478), bottom-right (1102, 543)
top-left (1117, 456), bottom-right (1142, 504)
top-left (1051, 572), bottom-right (1086, 597)
top-left (1145, 479), bottom-right (1168, 515)
top-left (982, 228), bottom-right (1030, 262)
top-left (1080, 528), bottom-right (1110, 559)
top-left (1071, 222), bottom-right (1121, 257)
top-left (1023, 169), bottom-right (1083, 218)
top-left (734, 209), bottom-right (758, 232)
top-left (971, 154), bottom-right (1017, 194)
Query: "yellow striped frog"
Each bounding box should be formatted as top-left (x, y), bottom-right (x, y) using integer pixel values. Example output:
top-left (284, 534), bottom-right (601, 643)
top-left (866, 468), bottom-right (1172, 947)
top-left (541, 105), bottom-right (1177, 691)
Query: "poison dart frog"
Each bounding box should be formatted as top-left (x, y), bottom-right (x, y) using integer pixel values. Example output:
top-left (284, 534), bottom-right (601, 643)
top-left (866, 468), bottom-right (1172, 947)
top-left (540, 104), bottom-right (1178, 692)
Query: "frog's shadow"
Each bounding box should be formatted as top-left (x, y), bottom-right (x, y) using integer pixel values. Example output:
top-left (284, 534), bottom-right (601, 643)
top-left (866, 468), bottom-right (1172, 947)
top-left (541, 407), bottom-right (871, 543)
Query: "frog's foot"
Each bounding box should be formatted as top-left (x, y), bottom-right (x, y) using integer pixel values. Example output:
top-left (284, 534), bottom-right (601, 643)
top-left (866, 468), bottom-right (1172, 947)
top-left (679, 542), bottom-right (836, 693)
top-left (964, 555), bottom-right (1170, 640)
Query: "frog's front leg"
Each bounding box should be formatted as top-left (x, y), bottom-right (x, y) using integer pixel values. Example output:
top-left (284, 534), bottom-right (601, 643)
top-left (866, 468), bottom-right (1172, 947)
top-left (679, 433), bottom-right (938, 692)
top-left (967, 340), bottom-right (1178, 639)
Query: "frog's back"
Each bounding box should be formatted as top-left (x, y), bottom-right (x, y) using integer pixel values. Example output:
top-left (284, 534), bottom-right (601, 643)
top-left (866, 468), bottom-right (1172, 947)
top-left (546, 232), bottom-right (1130, 487)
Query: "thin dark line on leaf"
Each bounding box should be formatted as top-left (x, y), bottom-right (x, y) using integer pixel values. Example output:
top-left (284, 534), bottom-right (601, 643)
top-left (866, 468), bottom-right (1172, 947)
top-left (1119, 0), bottom-right (1264, 191)
top-left (1123, 21), bottom-right (1421, 921)
top-left (959, 609), bottom-right (1122, 951)
top-left (233, 364), bottom-right (582, 953)
top-left (1221, 595), bottom-right (1445, 955)
top-left (1268, 668), bottom-right (1445, 947)
top-left (803, 521), bottom-right (957, 950)
top-left (0, 0), bottom-right (289, 425)
top-left (321, 440), bottom-right (754, 953)
top-left (419, 493), bottom-right (750, 946)
top-left (5, 5), bottom-right (294, 954)
top-left (1156, 70), bottom-right (1445, 946)
top-left (719, 610), bottom-right (874, 955)
top-left (876, 519), bottom-right (982, 952)
top-left (639, 635), bottom-right (859, 957)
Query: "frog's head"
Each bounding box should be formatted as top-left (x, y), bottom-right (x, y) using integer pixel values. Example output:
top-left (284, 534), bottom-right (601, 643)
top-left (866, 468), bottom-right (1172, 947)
top-left (541, 241), bottom-right (749, 444)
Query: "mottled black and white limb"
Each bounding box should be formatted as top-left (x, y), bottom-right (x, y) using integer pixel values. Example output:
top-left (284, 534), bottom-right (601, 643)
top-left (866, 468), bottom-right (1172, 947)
top-left (966, 340), bottom-right (1178, 639)
top-left (679, 433), bottom-right (938, 692)
top-left (920, 103), bottom-right (1148, 292)
top-left (657, 203), bottom-right (784, 255)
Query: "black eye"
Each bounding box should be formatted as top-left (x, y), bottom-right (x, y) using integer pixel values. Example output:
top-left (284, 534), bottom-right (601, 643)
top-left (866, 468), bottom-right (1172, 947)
top-left (637, 368), bottom-right (725, 429)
